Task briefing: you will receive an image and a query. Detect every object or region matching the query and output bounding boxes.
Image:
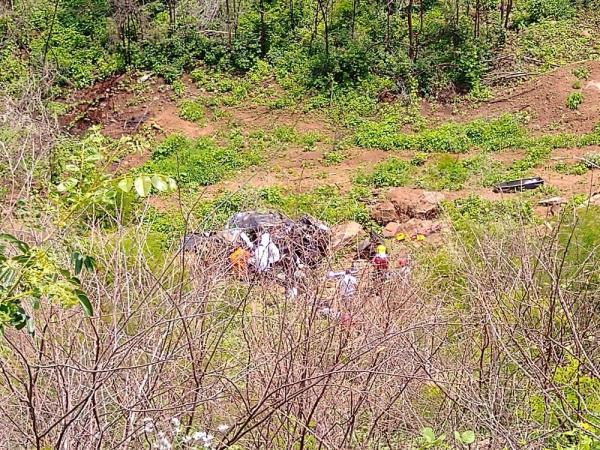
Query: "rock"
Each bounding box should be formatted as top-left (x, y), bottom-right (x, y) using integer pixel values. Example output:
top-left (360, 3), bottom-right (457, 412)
top-left (538, 196), bottom-right (566, 207)
top-left (387, 188), bottom-right (445, 220)
top-left (138, 73), bottom-right (152, 83)
top-left (588, 193), bottom-right (600, 206)
top-left (417, 191), bottom-right (445, 217)
top-left (369, 201), bottom-right (398, 224)
top-left (383, 222), bottom-right (402, 238)
top-left (396, 218), bottom-right (443, 238)
top-left (330, 221), bottom-right (366, 249)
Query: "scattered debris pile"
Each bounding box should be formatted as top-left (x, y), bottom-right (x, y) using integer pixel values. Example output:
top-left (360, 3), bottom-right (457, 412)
top-left (183, 211), bottom-right (331, 275)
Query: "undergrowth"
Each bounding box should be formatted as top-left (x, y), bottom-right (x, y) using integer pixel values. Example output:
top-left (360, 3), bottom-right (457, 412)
top-left (145, 134), bottom-right (261, 186)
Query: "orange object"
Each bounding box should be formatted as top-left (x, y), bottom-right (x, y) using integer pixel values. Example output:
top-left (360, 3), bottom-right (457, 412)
top-left (229, 247), bottom-right (250, 274)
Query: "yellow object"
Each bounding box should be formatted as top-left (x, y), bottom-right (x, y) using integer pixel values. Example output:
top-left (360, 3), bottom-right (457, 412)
top-left (415, 234), bottom-right (425, 241)
top-left (395, 232), bottom-right (406, 241)
top-left (376, 245), bottom-right (387, 254)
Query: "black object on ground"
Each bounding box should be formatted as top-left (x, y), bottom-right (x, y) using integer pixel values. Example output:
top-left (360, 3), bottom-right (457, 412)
top-left (493, 177), bottom-right (544, 193)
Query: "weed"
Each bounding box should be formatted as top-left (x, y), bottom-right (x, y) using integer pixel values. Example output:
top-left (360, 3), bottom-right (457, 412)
top-left (145, 136), bottom-right (260, 186)
top-left (444, 195), bottom-right (534, 229)
top-left (573, 67), bottom-right (590, 80)
top-left (410, 152), bottom-right (428, 166)
top-left (554, 161), bottom-right (588, 176)
top-left (171, 79), bottom-right (186, 98)
top-left (417, 155), bottom-right (473, 191)
top-left (355, 114), bottom-right (525, 153)
top-left (322, 149), bottom-right (347, 166)
top-left (572, 80), bottom-right (582, 90)
top-left (355, 157), bottom-right (412, 188)
top-left (178, 99), bottom-right (205, 123)
top-left (273, 126), bottom-right (299, 143)
top-left (583, 152), bottom-right (600, 169)
top-left (566, 92), bottom-right (584, 110)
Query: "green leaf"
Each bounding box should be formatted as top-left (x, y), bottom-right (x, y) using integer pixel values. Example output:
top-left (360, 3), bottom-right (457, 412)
top-left (151, 174), bottom-right (169, 192)
top-left (85, 153), bottom-right (103, 162)
top-left (421, 427), bottom-right (436, 442)
top-left (64, 164), bottom-right (80, 172)
top-left (71, 252), bottom-right (83, 275)
top-left (461, 431), bottom-right (475, 445)
top-left (75, 289), bottom-right (93, 316)
top-left (0, 267), bottom-right (16, 286)
top-left (134, 175), bottom-right (152, 197)
top-left (56, 177), bottom-right (79, 193)
top-left (0, 233), bottom-right (29, 253)
top-left (83, 256), bottom-right (96, 271)
top-left (117, 177), bottom-right (133, 193)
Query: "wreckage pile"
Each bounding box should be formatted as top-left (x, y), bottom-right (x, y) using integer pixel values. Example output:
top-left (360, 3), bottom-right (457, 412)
top-left (182, 187), bottom-right (446, 281)
top-left (183, 211), bottom-right (332, 278)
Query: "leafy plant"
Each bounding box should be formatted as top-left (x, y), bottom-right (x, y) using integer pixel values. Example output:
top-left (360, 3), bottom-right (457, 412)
top-left (322, 149), bottom-right (347, 166)
top-left (418, 427), bottom-right (446, 449)
top-left (179, 99), bottom-right (205, 123)
top-left (171, 78), bottom-right (186, 97)
top-left (417, 155), bottom-right (472, 191)
top-left (0, 234), bottom-right (94, 333)
top-left (411, 152), bottom-right (428, 166)
top-left (355, 157), bottom-right (412, 188)
top-left (573, 67), bottom-right (591, 81)
top-left (145, 136), bottom-right (260, 186)
top-left (566, 92), bottom-right (584, 110)
top-left (454, 430), bottom-right (476, 447)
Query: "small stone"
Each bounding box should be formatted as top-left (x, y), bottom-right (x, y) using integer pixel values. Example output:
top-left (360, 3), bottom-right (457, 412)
top-left (330, 221), bottom-right (366, 249)
top-left (383, 222), bottom-right (401, 238)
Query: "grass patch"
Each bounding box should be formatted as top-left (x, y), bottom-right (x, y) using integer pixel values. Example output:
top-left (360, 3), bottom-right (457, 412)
top-left (355, 157), bottom-right (412, 188)
top-left (178, 99), bottom-right (205, 123)
top-left (417, 155), bottom-right (476, 191)
top-left (444, 194), bottom-right (534, 229)
top-left (355, 114), bottom-right (526, 153)
top-left (145, 134), bottom-right (260, 186)
top-left (322, 149), bottom-right (347, 166)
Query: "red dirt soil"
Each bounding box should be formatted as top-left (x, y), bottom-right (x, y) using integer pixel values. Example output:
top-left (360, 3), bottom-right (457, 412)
top-left (426, 61), bottom-right (600, 134)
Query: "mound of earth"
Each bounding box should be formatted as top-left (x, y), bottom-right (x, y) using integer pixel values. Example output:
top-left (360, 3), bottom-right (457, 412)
top-left (427, 61), bottom-right (600, 134)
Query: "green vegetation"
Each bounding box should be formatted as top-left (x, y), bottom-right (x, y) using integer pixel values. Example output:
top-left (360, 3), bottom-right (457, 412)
top-left (355, 157), bottom-right (412, 188)
top-left (444, 194), bottom-right (535, 229)
top-left (146, 134), bottom-right (260, 186)
top-left (566, 91), bottom-right (584, 110)
top-left (178, 99), bottom-right (205, 123)
top-left (3, 1), bottom-right (600, 448)
top-left (355, 115), bottom-right (526, 153)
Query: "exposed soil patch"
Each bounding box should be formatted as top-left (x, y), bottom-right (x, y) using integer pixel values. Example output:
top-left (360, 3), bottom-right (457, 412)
top-left (59, 74), bottom-right (214, 139)
top-left (425, 61), bottom-right (600, 134)
top-left (60, 64), bottom-right (600, 215)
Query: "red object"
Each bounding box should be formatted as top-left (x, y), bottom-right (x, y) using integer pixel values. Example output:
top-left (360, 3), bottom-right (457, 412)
top-left (397, 257), bottom-right (409, 267)
top-left (372, 255), bottom-right (389, 271)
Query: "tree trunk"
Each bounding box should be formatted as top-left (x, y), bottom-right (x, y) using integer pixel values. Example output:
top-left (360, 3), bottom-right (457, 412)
top-left (407, 0), bottom-right (414, 61)
top-left (504, 0), bottom-right (513, 28)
